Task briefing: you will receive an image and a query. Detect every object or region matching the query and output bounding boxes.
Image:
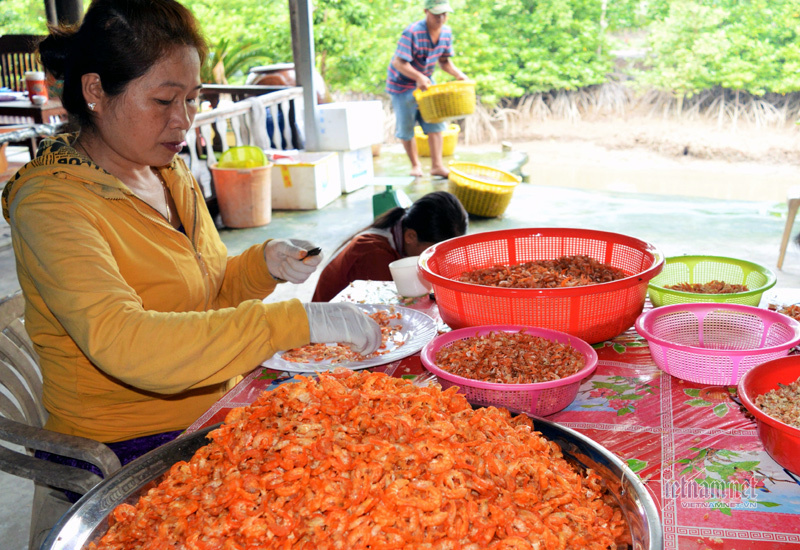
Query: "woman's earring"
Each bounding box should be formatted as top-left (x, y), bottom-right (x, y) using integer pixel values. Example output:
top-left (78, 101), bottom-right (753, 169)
top-left (88, 103), bottom-right (96, 111)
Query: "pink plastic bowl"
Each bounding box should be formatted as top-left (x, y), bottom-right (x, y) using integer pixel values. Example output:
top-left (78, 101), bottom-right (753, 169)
top-left (636, 303), bottom-right (800, 385)
top-left (419, 325), bottom-right (598, 416)
top-left (738, 355), bottom-right (800, 475)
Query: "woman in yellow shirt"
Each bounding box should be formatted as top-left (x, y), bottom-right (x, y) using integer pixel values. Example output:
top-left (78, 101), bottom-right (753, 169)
top-left (2, 0), bottom-right (380, 494)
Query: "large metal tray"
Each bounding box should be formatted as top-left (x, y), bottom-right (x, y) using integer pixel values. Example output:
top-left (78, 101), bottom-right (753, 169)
top-left (43, 418), bottom-right (662, 550)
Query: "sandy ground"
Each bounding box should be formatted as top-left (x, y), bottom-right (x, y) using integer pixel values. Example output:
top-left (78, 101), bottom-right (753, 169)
top-left (457, 117), bottom-right (800, 203)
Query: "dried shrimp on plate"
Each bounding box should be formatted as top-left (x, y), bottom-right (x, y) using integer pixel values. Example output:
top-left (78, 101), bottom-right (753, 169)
top-left (92, 370), bottom-right (631, 550)
top-left (282, 308), bottom-right (403, 364)
top-left (263, 304), bottom-right (437, 373)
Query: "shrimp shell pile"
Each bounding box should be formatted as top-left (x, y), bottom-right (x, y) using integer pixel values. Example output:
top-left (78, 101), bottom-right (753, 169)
top-left (435, 331), bottom-right (586, 384)
top-left (92, 370), bottom-right (629, 550)
top-left (663, 280), bottom-right (748, 294)
top-left (459, 254), bottom-right (627, 288)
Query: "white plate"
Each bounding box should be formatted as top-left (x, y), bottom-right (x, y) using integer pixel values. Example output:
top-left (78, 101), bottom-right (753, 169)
top-left (263, 304), bottom-right (437, 373)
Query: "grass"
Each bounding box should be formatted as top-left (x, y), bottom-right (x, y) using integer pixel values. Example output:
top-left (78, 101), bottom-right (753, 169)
top-left (337, 84), bottom-right (800, 146)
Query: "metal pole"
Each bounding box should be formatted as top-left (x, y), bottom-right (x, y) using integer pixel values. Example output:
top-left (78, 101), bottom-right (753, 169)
top-left (288, 0), bottom-right (319, 151)
top-left (44, 0), bottom-right (57, 25)
top-left (54, 0), bottom-right (83, 25)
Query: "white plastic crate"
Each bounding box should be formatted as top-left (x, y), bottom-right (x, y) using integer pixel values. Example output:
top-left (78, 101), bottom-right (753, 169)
top-left (336, 147), bottom-right (374, 193)
top-left (317, 101), bottom-right (384, 151)
top-left (270, 152), bottom-right (341, 210)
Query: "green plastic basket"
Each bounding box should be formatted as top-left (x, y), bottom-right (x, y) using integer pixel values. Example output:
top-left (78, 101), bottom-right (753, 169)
top-left (647, 255), bottom-right (776, 307)
top-left (217, 146), bottom-right (268, 168)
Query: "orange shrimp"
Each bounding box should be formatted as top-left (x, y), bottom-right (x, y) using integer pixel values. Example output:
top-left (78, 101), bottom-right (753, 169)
top-left (460, 254), bottom-right (626, 288)
top-left (90, 370), bottom-right (629, 550)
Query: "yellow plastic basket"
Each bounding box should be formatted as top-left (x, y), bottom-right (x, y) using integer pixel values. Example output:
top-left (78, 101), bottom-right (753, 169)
top-left (414, 124), bottom-right (460, 157)
top-left (413, 81), bottom-right (476, 123)
top-left (447, 161), bottom-right (521, 218)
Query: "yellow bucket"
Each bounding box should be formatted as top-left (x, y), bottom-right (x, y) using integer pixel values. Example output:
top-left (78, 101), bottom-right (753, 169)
top-left (413, 81), bottom-right (476, 123)
top-left (414, 124), bottom-right (460, 157)
top-left (447, 161), bottom-right (521, 218)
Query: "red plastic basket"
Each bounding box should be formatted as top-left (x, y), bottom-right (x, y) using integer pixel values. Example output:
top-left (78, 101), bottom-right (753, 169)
top-left (635, 303), bottom-right (800, 385)
top-left (420, 325), bottom-right (598, 416)
top-left (738, 356), bottom-right (800, 475)
top-left (418, 228), bottom-right (664, 344)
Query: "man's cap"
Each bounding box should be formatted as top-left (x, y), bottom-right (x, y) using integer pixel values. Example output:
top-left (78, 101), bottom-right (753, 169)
top-left (424, 0), bottom-right (454, 15)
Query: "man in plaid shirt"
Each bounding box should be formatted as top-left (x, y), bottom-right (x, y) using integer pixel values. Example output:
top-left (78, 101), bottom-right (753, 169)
top-left (386, 0), bottom-right (468, 179)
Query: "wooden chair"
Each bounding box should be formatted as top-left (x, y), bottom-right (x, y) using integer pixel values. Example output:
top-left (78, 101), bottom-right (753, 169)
top-left (0, 292), bottom-right (121, 549)
top-left (0, 34), bottom-right (44, 92)
top-left (0, 34), bottom-right (49, 158)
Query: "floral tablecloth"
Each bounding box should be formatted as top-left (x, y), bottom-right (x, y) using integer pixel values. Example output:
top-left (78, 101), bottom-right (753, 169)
top-left (187, 281), bottom-right (800, 550)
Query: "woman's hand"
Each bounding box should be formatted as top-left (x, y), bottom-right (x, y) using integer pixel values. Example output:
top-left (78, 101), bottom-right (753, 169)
top-left (302, 302), bottom-right (382, 355)
top-left (265, 239), bottom-right (323, 283)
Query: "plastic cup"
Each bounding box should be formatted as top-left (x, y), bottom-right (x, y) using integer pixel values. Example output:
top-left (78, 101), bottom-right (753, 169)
top-left (389, 256), bottom-right (432, 297)
top-left (24, 71), bottom-right (48, 102)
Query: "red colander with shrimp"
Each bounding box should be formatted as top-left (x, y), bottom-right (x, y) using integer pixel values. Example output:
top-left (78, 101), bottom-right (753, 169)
top-left (418, 228), bottom-right (664, 344)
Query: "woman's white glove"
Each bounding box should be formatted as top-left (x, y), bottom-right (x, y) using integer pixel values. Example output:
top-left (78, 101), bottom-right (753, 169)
top-left (303, 302), bottom-right (382, 355)
top-left (264, 239), bottom-right (323, 284)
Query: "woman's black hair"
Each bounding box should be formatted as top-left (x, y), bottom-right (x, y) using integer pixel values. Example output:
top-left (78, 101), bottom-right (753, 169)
top-left (372, 190), bottom-right (468, 246)
top-left (38, 0), bottom-right (207, 130)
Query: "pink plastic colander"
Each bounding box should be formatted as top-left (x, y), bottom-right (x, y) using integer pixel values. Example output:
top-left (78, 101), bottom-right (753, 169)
top-left (635, 303), bottom-right (800, 385)
top-left (419, 325), bottom-right (598, 416)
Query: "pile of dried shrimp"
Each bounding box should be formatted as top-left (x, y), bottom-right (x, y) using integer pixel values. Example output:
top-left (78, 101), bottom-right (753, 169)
top-left (663, 280), bottom-right (748, 294)
top-left (755, 375), bottom-right (800, 428)
top-left (459, 254), bottom-right (626, 288)
top-left (93, 370), bottom-right (629, 550)
top-left (435, 330), bottom-right (586, 384)
top-left (777, 304), bottom-right (800, 322)
top-left (282, 308), bottom-right (403, 363)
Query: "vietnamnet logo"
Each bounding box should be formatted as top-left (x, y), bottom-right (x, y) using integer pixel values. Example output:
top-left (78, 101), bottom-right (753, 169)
top-left (664, 474), bottom-right (760, 510)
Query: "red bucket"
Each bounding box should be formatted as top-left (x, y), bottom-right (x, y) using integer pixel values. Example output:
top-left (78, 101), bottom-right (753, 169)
top-left (738, 355), bottom-right (800, 475)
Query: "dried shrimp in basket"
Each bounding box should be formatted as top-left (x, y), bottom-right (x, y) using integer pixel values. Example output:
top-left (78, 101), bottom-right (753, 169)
top-left (434, 330), bottom-right (586, 384)
top-left (459, 254), bottom-right (627, 288)
top-left (777, 304), bottom-right (800, 322)
top-left (663, 280), bottom-right (748, 294)
top-left (755, 375), bottom-right (800, 428)
top-left (92, 370), bottom-right (630, 550)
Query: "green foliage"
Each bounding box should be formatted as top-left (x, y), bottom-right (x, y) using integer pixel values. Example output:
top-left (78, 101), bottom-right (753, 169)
top-left (183, 0), bottom-right (292, 84)
top-left (605, 0), bottom-right (670, 31)
top-left (638, 0), bottom-right (800, 96)
top-left (6, 0), bottom-right (800, 100)
top-left (311, 0), bottom-right (413, 94)
top-left (201, 38), bottom-right (273, 84)
top-left (0, 0), bottom-right (48, 34)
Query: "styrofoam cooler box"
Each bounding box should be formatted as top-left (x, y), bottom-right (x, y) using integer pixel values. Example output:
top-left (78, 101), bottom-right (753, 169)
top-left (270, 152), bottom-right (341, 210)
top-left (317, 101), bottom-right (384, 151)
top-left (337, 147), bottom-right (374, 193)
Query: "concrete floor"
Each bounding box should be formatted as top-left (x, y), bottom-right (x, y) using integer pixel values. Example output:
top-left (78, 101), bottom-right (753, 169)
top-left (2, 142), bottom-right (800, 548)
